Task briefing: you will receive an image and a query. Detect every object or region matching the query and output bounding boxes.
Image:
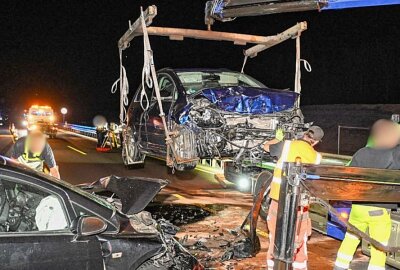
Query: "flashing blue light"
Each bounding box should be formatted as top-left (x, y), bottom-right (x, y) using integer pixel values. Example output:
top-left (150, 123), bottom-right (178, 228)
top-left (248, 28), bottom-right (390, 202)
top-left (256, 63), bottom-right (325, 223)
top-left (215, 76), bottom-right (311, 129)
top-left (324, 0), bottom-right (400, 10)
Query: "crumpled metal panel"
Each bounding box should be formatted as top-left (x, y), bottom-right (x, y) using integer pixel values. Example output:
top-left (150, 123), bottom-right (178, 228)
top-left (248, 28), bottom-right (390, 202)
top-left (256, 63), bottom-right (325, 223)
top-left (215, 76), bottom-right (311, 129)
top-left (98, 176), bottom-right (169, 215)
top-left (199, 86), bottom-right (299, 114)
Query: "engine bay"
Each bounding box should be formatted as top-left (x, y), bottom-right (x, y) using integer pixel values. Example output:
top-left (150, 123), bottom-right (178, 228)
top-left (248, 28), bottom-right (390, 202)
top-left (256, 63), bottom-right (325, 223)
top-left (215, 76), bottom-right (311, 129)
top-left (185, 97), bottom-right (307, 160)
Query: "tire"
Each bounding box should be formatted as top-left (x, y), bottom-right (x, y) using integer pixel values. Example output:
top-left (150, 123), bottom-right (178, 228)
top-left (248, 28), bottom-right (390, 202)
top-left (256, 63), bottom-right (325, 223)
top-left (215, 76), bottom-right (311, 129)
top-left (174, 161), bottom-right (197, 171)
top-left (253, 171), bottom-right (273, 221)
top-left (122, 127), bottom-right (145, 169)
top-left (166, 161), bottom-right (197, 174)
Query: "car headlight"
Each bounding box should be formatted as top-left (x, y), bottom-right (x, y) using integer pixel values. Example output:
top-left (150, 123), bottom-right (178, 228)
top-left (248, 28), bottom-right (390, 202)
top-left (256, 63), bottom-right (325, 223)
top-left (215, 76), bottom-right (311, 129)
top-left (22, 120), bottom-right (28, 126)
top-left (49, 115), bottom-right (55, 122)
top-left (237, 177), bottom-right (250, 191)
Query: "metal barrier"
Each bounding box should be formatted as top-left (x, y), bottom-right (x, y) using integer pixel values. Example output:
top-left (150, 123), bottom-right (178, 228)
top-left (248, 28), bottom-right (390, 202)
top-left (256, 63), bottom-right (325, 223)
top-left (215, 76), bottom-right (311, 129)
top-left (61, 123), bottom-right (97, 138)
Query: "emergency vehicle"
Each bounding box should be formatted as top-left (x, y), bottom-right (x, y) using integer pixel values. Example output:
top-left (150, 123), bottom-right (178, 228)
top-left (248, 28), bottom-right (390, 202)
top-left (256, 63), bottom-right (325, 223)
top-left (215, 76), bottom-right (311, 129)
top-left (25, 105), bottom-right (57, 138)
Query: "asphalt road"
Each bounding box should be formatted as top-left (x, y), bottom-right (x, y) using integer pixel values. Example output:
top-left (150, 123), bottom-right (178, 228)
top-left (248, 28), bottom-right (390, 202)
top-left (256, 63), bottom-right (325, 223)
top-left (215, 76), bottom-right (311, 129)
top-left (0, 128), bottom-right (387, 270)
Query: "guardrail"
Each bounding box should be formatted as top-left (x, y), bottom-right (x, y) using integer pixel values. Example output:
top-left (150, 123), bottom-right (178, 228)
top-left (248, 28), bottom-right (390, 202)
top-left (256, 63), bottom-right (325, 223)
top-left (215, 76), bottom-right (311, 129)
top-left (61, 123), bottom-right (97, 138)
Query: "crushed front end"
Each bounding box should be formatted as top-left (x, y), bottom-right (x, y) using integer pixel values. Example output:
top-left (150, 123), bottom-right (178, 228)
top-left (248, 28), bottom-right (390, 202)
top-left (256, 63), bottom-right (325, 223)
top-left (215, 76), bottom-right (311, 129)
top-left (174, 85), bottom-right (309, 165)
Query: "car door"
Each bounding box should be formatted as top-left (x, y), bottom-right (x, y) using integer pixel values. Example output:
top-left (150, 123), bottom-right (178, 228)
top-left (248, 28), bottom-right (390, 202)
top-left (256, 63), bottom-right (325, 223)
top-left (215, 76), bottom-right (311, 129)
top-left (0, 172), bottom-right (103, 270)
top-left (146, 73), bottom-right (177, 155)
top-left (128, 83), bottom-right (154, 149)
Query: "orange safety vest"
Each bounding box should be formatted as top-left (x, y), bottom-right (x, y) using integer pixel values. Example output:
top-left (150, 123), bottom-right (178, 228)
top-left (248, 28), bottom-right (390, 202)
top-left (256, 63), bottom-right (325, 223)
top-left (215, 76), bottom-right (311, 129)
top-left (270, 140), bottom-right (322, 201)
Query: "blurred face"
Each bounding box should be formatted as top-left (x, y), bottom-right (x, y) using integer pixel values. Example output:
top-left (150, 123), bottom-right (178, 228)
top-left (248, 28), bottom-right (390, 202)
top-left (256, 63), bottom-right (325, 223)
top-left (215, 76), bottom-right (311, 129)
top-left (29, 134), bottom-right (46, 153)
top-left (303, 133), bottom-right (320, 147)
top-left (372, 120), bottom-right (400, 149)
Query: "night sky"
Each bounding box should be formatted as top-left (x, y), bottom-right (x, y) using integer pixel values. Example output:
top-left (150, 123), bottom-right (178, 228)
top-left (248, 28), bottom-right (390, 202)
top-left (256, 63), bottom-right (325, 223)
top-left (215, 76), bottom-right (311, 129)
top-left (0, 1), bottom-right (399, 123)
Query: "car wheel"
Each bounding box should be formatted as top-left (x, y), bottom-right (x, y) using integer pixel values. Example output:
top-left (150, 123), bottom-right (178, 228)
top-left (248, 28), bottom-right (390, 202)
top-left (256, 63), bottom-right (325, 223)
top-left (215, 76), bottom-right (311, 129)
top-left (253, 171), bottom-right (273, 221)
top-left (122, 127), bottom-right (145, 169)
top-left (174, 161), bottom-right (197, 171)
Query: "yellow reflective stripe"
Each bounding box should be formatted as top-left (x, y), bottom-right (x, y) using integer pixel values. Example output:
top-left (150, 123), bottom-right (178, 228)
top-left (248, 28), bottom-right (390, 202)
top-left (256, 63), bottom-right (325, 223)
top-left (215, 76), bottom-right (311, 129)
top-left (367, 265), bottom-right (385, 270)
top-left (345, 232), bottom-right (360, 240)
top-left (315, 153), bottom-right (322, 164)
top-left (275, 162), bottom-right (283, 169)
top-left (271, 140), bottom-right (292, 201)
top-left (336, 252), bottom-right (353, 261)
top-left (334, 261), bottom-right (350, 269)
top-left (292, 261), bottom-right (307, 269)
top-left (280, 140), bottom-right (292, 162)
top-left (272, 176), bottom-right (282, 184)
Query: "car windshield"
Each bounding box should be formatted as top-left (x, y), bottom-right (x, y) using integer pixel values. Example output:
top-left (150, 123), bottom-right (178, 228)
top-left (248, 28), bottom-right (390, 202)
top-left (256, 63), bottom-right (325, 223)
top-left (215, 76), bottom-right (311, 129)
top-left (176, 71), bottom-right (266, 95)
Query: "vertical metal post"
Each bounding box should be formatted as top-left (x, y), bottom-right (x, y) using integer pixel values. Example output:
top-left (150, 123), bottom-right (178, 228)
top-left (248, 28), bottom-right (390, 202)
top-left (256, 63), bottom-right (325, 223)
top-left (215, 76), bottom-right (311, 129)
top-left (337, 125), bottom-right (341, 155)
top-left (294, 32), bottom-right (301, 108)
top-left (273, 160), bottom-right (303, 270)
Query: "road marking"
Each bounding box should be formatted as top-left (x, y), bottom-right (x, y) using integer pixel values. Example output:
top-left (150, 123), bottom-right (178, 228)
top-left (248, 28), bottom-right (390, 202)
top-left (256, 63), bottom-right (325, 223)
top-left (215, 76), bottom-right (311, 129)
top-left (67, 146), bottom-right (87, 155)
top-left (243, 224), bottom-right (269, 238)
top-left (172, 193), bottom-right (186, 200)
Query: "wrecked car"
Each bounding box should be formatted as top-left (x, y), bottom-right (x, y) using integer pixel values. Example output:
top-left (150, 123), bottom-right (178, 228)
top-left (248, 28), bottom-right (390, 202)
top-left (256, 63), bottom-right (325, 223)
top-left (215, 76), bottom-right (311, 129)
top-left (0, 156), bottom-right (202, 270)
top-left (123, 68), bottom-right (307, 171)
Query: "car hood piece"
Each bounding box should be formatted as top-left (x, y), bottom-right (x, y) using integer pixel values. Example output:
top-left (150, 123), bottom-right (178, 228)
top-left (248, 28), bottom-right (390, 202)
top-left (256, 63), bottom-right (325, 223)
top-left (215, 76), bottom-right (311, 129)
top-left (198, 86), bottom-right (299, 114)
top-left (95, 176), bottom-right (169, 215)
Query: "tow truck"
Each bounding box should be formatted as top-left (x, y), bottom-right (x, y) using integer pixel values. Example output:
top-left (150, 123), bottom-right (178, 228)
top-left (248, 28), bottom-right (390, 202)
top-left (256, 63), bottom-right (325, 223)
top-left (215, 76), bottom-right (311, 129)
top-left (223, 153), bottom-right (400, 268)
top-left (24, 105), bottom-right (57, 138)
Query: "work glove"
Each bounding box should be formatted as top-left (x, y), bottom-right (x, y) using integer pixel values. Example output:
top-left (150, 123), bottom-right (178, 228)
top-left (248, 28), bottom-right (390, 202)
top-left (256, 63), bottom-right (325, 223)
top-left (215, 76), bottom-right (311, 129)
top-left (275, 128), bottom-right (284, 141)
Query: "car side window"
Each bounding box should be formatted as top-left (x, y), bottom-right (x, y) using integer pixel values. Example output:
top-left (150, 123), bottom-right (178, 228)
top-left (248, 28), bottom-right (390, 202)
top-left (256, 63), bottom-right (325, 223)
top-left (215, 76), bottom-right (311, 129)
top-left (0, 178), bottom-right (68, 233)
top-left (156, 74), bottom-right (176, 99)
top-left (134, 84), bottom-right (154, 105)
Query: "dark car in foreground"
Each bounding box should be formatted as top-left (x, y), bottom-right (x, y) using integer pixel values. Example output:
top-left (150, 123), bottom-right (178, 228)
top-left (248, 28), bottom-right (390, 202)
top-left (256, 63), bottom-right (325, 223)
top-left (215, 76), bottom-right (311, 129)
top-left (0, 156), bottom-right (202, 270)
top-left (123, 68), bottom-right (307, 171)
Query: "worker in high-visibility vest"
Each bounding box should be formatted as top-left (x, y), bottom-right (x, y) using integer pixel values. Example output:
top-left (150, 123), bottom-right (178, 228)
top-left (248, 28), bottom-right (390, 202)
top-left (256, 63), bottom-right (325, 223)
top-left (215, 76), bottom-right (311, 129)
top-left (11, 130), bottom-right (60, 179)
top-left (263, 126), bottom-right (324, 270)
top-left (334, 119), bottom-right (400, 270)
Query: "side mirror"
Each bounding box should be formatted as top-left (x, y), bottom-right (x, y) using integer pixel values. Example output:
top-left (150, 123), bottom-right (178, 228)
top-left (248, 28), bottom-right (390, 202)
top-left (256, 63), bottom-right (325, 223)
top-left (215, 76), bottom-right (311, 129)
top-left (72, 216), bottom-right (107, 237)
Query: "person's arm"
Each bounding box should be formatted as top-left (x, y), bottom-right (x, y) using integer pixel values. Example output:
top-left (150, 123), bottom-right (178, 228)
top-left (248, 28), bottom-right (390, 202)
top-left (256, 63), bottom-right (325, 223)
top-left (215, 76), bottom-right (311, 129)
top-left (10, 139), bottom-right (23, 162)
top-left (263, 138), bottom-right (280, 152)
top-left (43, 143), bottom-right (60, 179)
top-left (266, 141), bottom-right (285, 159)
top-left (263, 128), bottom-right (284, 152)
top-left (49, 166), bottom-right (60, 179)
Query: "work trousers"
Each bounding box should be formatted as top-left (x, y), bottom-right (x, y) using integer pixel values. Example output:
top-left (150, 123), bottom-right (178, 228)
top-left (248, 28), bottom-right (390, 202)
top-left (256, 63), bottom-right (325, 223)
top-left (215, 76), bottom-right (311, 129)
top-left (334, 204), bottom-right (391, 270)
top-left (267, 200), bottom-right (312, 270)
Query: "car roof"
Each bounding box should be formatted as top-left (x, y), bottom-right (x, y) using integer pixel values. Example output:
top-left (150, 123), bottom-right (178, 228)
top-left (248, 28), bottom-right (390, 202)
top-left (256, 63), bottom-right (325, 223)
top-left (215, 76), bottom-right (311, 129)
top-left (159, 67), bottom-right (233, 73)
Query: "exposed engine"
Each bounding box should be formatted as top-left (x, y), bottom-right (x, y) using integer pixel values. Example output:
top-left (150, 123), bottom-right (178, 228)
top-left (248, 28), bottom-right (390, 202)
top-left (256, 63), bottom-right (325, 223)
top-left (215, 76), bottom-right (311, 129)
top-left (187, 97), bottom-right (307, 160)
